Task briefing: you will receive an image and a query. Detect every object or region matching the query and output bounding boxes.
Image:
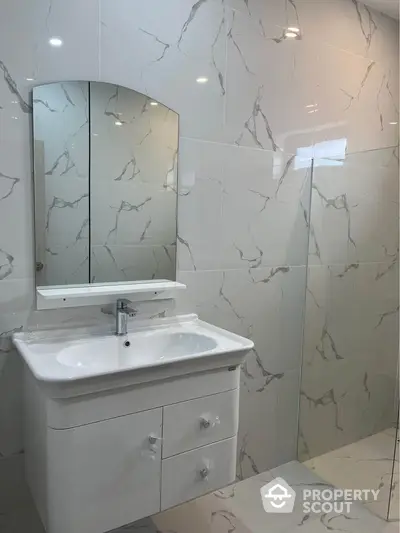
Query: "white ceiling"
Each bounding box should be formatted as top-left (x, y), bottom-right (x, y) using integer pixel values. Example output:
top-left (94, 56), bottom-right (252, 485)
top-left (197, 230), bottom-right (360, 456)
top-left (360, 0), bottom-right (399, 19)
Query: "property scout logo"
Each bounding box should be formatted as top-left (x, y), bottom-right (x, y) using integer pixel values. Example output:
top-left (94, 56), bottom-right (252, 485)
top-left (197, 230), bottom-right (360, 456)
top-left (260, 477), bottom-right (380, 514)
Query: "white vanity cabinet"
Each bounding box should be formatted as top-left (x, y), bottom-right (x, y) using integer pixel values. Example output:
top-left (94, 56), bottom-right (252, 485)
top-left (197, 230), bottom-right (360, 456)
top-left (24, 365), bottom-right (240, 533)
top-left (47, 409), bottom-right (163, 533)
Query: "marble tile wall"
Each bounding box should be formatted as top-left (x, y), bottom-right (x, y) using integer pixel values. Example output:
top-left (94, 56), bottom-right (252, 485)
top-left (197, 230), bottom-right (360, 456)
top-left (0, 0), bottom-right (398, 521)
top-left (298, 148), bottom-right (399, 460)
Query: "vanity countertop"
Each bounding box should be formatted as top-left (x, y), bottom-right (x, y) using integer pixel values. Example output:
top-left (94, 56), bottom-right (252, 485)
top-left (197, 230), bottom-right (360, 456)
top-left (13, 314), bottom-right (253, 397)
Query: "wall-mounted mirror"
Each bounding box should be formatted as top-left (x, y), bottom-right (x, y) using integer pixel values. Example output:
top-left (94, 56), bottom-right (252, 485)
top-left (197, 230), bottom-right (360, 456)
top-left (33, 81), bottom-right (178, 287)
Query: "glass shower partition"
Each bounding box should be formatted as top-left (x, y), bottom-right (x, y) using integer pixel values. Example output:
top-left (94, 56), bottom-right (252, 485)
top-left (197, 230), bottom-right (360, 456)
top-left (298, 146), bottom-right (399, 522)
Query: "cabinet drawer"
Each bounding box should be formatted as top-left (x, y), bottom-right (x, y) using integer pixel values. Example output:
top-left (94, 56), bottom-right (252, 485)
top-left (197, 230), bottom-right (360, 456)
top-left (161, 437), bottom-right (237, 510)
top-left (162, 389), bottom-right (239, 458)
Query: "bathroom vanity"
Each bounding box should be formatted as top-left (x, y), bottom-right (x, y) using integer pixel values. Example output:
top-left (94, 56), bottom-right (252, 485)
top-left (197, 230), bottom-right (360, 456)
top-left (18, 80), bottom-right (254, 533)
top-left (14, 315), bottom-right (253, 533)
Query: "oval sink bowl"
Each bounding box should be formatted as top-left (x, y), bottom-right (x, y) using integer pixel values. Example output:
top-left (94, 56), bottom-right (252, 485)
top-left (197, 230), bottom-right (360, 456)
top-left (13, 315), bottom-right (254, 398)
top-left (57, 332), bottom-right (218, 371)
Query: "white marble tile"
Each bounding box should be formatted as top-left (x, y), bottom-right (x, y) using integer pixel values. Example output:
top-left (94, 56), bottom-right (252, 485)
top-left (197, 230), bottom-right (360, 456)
top-left (309, 148), bottom-right (399, 265)
top-left (295, 0), bottom-right (399, 66)
top-left (224, 2), bottom-right (399, 156)
top-left (313, 45), bottom-right (398, 156)
top-left (178, 266), bottom-right (306, 478)
top-left (0, 156), bottom-right (34, 282)
top-left (91, 244), bottom-right (176, 283)
top-left (304, 429), bottom-right (399, 522)
top-left (90, 83), bottom-right (178, 186)
top-left (0, 455), bottom-right (392, 533)
top-left (227, 0), bottom-right (399, 75)
top-left (41, 178), bottom-right (89, 250)
top-left (224, 460), bottom-right (386, 533)
top-left (224, 9), bottom-right (318, 154)
top-left (0, 0), bottom-right (99, 292)
top-left (40, 242), bottom-right (89, 286)
top-left (0, 278), bottom-right (34, 321)
top-left (152, 489), bottom-right (253, 533)
top-left (33, 82), bottom-right (89, 181)
top-left (91, 180), bottom-right (177, 250)
top-left (100, 0), bottom-right (227, 142)
top-left (90, 82), bottom-right (178, 258)
top-left (179, 266), bottom-right (307, 375)
top-left (177, 139), bottom-right (312, 271)
top-left (225, 0), bottom-right (288, 30)
top-left (32, 82), bottom-right (90, 284)
top-left (299, 261), bottom-right (398, 460)
top-left (238, 369), bottom-right (301, 479)
top-left (221, 148), bottom-right (311, 269)
top-left (109, 518), bottom-right (159, 533)
top-left (303, 261), bottom-right (398, 369)
top-left (0, 0), bottom-right (99, 86)
top-left (177, 139), bottom-right (225, 271)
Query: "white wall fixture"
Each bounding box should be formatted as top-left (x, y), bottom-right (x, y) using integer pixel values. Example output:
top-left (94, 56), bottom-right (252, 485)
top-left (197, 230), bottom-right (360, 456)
top-left (36, 280), bottom-right (186, 310)
top-left (13, 314), bottom-right (253, 533)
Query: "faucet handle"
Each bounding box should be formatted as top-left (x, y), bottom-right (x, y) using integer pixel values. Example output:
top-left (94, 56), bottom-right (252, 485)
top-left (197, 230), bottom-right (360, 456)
top-left (117, 298), bottom-right (137, 317)
top-left (117, 298), bottom-right (132, 309)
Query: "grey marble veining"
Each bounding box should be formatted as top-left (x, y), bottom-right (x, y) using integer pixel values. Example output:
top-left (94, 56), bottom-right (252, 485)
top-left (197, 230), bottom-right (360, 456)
top-left (304, 429), bottom-right (399, 522)
top-left (178, 265), bottom-right (306, 478)
top-left (299, 259), bottom-right (398, 460)
top-left (299, 145), bottom-right (399, 467)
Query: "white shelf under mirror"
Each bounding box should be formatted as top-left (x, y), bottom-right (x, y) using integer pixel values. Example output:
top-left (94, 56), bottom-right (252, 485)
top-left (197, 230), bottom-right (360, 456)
top-left (36, 280), bottom-right (186, 310)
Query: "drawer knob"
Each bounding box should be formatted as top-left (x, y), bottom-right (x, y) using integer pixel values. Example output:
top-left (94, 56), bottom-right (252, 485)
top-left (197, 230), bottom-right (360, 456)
top-left (148, 434), bottom-right (163, 454)
top-left (200, 418), bottom-right (211, 429)
top-left (199, 467), bottom-right (209, 479)
top-left (200, 414), bottom-right (220, 429)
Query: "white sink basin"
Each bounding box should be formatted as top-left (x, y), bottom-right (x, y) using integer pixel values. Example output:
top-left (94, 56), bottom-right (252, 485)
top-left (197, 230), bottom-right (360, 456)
top-left (57, 331), bottom-right (218, 371)
top-left (13, 315), bottom-right (253, 398)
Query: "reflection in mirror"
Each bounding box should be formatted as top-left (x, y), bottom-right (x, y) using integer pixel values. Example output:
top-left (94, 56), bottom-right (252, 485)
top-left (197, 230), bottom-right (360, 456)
top-left (33, 82), bottom-right (178, 287)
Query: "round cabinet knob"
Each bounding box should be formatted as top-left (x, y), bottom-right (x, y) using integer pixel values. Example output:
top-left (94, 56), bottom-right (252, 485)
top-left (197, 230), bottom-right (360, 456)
top-left (200, 414), bottom-right (220, 429)
top-left (199, 467), bottom-right (209, 479)
top-left (36, 261), bottom-right (44, 272)
top-left (148, 434), bottom-right (163, 454)
top-left (200, 417), bottom-right (211, 429)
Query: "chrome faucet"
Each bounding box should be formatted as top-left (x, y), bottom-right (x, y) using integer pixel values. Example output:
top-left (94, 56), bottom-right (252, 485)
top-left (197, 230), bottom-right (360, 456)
top-left (115, 299), bottom-right (137, 336)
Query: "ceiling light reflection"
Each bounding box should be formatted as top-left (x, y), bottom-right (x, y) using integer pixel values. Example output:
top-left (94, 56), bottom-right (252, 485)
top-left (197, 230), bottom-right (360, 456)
top-left (49, 37), bottom-right (63, 47)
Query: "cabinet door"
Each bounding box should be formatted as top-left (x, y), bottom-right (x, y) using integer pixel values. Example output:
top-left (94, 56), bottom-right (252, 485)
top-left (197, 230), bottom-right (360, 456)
top-left (47, 408), bottom-right (162, 533)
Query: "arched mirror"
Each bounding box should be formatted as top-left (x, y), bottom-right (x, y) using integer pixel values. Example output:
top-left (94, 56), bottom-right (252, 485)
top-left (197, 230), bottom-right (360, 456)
top-left (32, 81), bottom-right (178, 286)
